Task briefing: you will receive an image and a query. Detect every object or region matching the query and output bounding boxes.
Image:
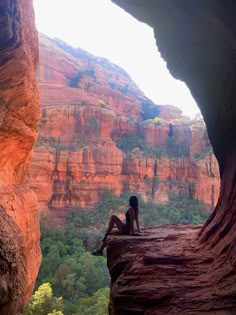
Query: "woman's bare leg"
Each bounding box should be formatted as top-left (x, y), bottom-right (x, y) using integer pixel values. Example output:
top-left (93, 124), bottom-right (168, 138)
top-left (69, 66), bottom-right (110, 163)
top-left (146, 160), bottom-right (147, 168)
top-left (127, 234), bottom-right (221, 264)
top-left (99, 239), bottom-right (107, 252)
top-left (105, 215), bottom-right (124, 234)
top-left (98, 215), bottom-right (124, 252)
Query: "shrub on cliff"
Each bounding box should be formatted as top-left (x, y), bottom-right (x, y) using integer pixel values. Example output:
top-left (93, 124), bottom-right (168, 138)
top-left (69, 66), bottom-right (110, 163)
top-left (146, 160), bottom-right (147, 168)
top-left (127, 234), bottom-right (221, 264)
top-left (99, 99), bottom-right (106, 107)
top-left (142, 145), bottom-right (162, 158)
top-left (116, 134), bottom-right (146, 152)
top-left (153, 117), bottom-right (162, 125)
top-left (165, 136), bottom-right (190, 158)
top-left (116, 133), bottom-right (162, 158)
top-left (86, 115), bottom-right (99, 135)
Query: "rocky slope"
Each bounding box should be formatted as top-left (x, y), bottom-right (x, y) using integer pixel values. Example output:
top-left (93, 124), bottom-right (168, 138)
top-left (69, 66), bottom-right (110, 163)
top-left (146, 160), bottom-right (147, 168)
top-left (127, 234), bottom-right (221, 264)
top-left (27, 34), bottom-right (220, 222)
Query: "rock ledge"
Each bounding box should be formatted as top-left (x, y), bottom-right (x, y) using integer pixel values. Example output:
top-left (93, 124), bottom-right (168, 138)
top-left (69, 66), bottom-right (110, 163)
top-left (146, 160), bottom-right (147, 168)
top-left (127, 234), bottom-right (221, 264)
top-left (107, 225), bottom-right (236, 315)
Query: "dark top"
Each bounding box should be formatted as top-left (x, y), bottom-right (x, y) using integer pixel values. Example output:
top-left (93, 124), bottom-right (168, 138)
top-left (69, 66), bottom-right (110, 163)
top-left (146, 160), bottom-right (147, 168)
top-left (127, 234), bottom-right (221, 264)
top-left (125, 207), bottom-right (137, 225)
top-left (125, 209), bottom-right (131, 224)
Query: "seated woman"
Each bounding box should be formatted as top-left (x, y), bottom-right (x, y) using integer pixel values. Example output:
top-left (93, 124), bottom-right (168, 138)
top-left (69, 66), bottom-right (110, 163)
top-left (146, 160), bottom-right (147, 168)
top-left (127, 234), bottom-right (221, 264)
top-left (92, 195), bottom-right (140, 256)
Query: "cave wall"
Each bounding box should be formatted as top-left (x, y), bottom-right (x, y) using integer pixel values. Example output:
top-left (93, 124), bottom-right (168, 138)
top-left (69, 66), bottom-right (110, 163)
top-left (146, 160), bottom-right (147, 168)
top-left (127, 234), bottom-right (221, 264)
top-left (112, 0), bottom-right (236, 260)
top-left (1, 0), bottom-right (236, 313)
top-left (0, 0), bottom-right (41, 314)
top-left (108, 1), bottom-right (236, 313)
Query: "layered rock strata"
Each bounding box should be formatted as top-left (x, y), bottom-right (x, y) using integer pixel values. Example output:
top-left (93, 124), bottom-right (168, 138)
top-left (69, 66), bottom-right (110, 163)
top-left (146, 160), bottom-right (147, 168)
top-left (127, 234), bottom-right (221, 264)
top-left (0, 0), bottom-right (234, 314)
top-left (0, 1), bottom-right (41, 314)
top-left (28, 35), bottom-right (220, 221)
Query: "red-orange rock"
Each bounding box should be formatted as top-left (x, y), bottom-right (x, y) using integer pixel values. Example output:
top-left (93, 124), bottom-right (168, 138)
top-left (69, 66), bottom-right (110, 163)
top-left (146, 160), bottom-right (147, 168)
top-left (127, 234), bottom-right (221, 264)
top-left (38, 33), bottom-right (144, 119)
top-left (158, 104), bottom-right (183, 121)
top-left (0, 0), bottom-right (41, 313)
top-left (28, 34), bottom-right (220, 221)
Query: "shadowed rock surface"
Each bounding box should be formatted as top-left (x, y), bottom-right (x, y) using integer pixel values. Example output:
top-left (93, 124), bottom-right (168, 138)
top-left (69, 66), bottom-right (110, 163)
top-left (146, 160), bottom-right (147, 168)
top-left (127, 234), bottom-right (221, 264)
top-left (108, 0), bottom-right (236, 313)
top-left (107, 226), bottom-right (236, 314)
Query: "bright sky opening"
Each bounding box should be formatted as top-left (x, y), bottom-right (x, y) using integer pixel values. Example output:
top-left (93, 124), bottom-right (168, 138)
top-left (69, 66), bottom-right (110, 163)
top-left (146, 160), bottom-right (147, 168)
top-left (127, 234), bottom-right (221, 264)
top-left (33, 0), bottom-right (200, 117)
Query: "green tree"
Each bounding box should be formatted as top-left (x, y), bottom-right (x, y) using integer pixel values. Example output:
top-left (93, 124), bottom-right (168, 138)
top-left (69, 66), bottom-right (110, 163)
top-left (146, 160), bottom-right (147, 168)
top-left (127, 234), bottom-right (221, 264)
top-left (86, 115), bottom-right (99, 134)
top-left (35, 221), bottom-right (110, 314)
top-left (93, 189), bottom-right (124, 224)
top-left (141, 194), bottom-right (209, 226)
top-left (22, 283), bottom-right (64, 315)
top-left (66, 207), bottom-right (93, 227)
top-left (153, 117), bottom-right (162, 125)
top-left (165, 136), bottom-right (190, 158)
top-left (48, 311), bottom-right (64, 315)
top-left (116, 134), bottom-right (146, 152)
top-left (75, 287), bottom-right (109, 315)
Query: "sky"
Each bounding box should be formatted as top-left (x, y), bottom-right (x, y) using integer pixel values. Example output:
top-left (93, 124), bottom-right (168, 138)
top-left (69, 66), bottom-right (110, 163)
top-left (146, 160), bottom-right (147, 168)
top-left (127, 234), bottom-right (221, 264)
top-left (33, 0), bottom-right (200, 117)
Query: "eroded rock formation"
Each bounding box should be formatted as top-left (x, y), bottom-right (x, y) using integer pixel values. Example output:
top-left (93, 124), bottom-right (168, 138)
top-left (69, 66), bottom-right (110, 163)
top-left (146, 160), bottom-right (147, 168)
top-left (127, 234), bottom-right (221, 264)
top-left (0, 1), bottom-right (41, 314)
top-left (28, 35), bottom-right (219, 223)
top-left (1, 0), bottom-right (234, 313)
top-left (107, 0), bottom-right (236, 313)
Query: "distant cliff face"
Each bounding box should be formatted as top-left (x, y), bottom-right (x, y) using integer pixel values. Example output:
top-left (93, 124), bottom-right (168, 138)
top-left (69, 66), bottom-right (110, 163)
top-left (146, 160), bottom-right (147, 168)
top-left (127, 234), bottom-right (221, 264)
top-left (28, 34), bottom-right (220, 219)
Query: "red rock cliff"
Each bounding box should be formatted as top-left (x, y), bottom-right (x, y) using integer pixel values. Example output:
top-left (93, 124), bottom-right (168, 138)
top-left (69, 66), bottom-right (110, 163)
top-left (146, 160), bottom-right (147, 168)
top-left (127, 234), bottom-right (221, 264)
top-left (1, 1), bottom-right (234, 314)
top-left (28, 34), bottom-right (219, 223)
top-left (0, 1), bottom-right (41, 314)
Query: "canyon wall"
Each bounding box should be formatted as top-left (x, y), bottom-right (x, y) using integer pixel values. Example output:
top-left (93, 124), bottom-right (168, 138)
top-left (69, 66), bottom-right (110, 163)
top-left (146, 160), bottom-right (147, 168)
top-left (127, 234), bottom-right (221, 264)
top-left (28, 34), bottom-right (220, 223)
top-left (1, 1), bottom-right (235, 314)
top-left (0, 1), bottom-right (41, 314)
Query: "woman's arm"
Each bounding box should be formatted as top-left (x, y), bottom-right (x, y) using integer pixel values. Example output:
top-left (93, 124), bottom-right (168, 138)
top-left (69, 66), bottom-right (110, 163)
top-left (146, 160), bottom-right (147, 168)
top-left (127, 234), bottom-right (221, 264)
top-left (128, 207), bottom-right (135, 235)
top-left (135, 215), bottom-right (140, 232)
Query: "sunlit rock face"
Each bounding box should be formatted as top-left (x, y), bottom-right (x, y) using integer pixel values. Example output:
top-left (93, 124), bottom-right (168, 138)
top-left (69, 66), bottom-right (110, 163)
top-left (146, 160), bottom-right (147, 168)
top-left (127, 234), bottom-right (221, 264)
top-left (27, 34), bottom-right (219, 223)
top-left (108, 0), bottom-right (236, 313)
top-left (0, 0), bottom-right (41, 314)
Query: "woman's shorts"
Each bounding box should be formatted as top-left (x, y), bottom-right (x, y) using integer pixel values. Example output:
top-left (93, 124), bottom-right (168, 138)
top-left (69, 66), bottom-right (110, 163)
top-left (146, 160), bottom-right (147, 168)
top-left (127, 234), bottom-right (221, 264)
top-left (122, 223), bottom-right (130, 235)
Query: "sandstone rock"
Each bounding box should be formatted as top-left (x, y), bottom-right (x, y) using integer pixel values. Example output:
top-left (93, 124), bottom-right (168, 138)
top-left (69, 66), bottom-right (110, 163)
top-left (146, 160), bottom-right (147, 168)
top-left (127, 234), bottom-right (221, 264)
top-left (107, 226), bottom-right (236, 314)
top-left (157, 104), bottom-right (182, 121)
top-left (28, 35), bottom-right (220, 221)
top-left (0, 0), bottom-right (41, 313)
top-left (1, 1), bottom-right (233, 314)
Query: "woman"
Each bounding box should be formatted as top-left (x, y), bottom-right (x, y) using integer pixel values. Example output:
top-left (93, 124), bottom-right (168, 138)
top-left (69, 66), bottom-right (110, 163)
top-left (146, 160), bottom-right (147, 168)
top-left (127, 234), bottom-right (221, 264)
top-left (92, 195), bottom-right (140, 256)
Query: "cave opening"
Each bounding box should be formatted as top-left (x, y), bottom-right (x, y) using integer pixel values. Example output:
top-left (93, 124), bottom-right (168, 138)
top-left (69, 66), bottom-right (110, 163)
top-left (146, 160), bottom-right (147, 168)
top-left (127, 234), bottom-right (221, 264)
top-left (32, 0), bottom-right (218, 213)
top-left (1, 0), bottom-right (236, 314)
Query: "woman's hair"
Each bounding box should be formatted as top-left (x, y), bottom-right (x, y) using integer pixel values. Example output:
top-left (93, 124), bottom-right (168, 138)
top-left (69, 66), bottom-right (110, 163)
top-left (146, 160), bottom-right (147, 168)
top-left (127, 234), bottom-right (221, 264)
top-left (129, 196), bottom-right (139, 214)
